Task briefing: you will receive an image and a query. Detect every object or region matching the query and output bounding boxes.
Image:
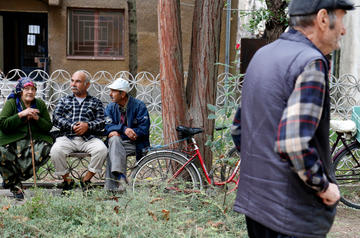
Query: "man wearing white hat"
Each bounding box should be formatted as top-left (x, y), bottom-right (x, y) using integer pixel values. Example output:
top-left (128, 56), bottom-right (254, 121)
top-left (105, 77), bottom-right (150, 192)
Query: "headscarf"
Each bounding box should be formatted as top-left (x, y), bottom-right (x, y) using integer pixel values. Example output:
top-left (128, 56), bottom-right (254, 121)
top-left (7, 77), bottom-right (37, 112)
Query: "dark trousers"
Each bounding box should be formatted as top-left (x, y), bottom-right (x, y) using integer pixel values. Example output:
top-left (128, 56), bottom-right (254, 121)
top-left (246, 216), bottom-right (297, 238)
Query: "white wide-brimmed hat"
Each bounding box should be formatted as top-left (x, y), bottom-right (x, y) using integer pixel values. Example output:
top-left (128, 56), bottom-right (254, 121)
top-left (107, 77), bottom-right (131, 93)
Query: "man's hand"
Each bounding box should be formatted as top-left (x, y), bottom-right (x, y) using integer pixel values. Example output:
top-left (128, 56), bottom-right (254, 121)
top-left (125, 128), bottom-right (137, 141)
top-left (317, 183), bottom-right (340, 206)
top-left (108, 131), bottom-right (120, 138)
top-left (73, 122), bottom-right (89, 135)
top-left (18, 108), bottom-right (40, 121)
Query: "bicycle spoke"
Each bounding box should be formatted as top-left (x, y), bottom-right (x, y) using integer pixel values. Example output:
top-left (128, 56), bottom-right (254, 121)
top-left (332, 142), bottom-right (360, 209)
top-left (131, 151), bottom-right (201, 194)
top-left (211, 148), bottom-right (240, 192)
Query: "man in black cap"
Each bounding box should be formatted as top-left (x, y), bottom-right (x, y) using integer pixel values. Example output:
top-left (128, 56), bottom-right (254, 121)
top-left (234, 0), bottom-right (355, 237)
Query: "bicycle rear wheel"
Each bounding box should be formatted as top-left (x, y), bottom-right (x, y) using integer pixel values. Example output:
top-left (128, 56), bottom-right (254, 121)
top-left (331, 141), bottom-right (360, 209)
top-left (130, 151), bottom-right (202, 193)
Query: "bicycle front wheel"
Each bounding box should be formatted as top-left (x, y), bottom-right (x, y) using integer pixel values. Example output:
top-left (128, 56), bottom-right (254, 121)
top-left (130, 151), bottom-right (202, 193)
top-left (331, 141), bottom-right (360, 209)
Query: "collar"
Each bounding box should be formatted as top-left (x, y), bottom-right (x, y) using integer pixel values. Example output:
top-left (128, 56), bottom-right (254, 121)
top-left (280, 28), bottom-right (329, 66)
top-left (119, 96), bottom-right (130, 112)
top-left (71, 93), bottom-right (90, 100)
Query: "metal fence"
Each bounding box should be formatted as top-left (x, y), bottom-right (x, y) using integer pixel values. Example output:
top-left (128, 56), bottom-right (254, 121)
top-left (0, 69), bottom-right (245, 143)
top-left (0, 69), bottom-right (242, 184)
top-left (0, 69), bottom-right (358, 184)
top-left (330, 74), bottom-right (360, 119)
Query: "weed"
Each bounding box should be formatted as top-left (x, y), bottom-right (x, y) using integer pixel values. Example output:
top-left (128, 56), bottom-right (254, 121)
top-left (0, 187), bottom-right (246, 238)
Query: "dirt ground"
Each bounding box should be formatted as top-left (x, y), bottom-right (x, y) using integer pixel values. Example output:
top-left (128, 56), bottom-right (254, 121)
top-left (329, 205), bottom-right (360, 238)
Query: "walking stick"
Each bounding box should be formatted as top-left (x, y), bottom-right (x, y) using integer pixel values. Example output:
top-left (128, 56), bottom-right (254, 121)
top-left (28, 122), bottom-right (37, 187)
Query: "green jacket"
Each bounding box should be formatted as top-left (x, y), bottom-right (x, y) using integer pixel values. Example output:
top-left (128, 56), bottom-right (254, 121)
top-left (0, 98), bottom-right (53, 146)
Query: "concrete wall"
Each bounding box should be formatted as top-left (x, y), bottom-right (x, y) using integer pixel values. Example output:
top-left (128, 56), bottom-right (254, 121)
top-left (340, 0), bottom-right (360, 79)
top-left (136, 0), bottom-right (194, 74)
top-left (0, 16), bottom-right (3, 72)
top-left (0, 0), bottom-right (237, 76)
top-left (0, 0), bottom-right (48, 12)
top-left (48, 0), bottom-right (128, 75)
top-left (48, 0), bottom-right (198, 75)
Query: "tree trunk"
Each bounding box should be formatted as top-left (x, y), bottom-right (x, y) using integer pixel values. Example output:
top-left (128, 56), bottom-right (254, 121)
top-left (127, 0), bottom-right (138, 97)
top-left (158, 0), bottom-right (187, 146)
top-left (264, 0), bottom-right (287, 43)
top-left (186, 0), bottom-right (224, 170)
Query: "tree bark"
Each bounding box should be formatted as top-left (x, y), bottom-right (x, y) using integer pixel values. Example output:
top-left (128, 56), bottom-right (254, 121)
top-left (263, 0), bottom-right (287, 43)
top-left (128, 0), bottom-right (138, 97)
top-left (158, 0), bottom-right (187, 146)
top-left (186, 0), bottom-right (224, 170)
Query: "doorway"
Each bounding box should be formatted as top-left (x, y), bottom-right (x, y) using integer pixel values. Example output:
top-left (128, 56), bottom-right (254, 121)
top-left (0, 12), bottom-right (48, 77)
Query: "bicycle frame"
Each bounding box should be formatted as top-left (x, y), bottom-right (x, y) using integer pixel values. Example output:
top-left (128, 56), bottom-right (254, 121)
top-left (170, 137), bottom-right (240, 192)
top-left (331, 132), bottom-right (360, 168)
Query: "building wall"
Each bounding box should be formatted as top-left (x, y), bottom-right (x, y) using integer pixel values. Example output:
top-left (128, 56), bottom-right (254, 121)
top-left (0, 0), bottom-right (48, 12)
top-left (340, 0), bottom-right (360, 79)
top-left (48, 0), bottom-right (198, 75)
top-left (135, 0), bottom-right (195, 75)
top-left (0, 16), bottom-right (3, 71)
top-left (0, 0), bottom-right (237, 76)
top-left (48, 0), bottom-right (128, 75)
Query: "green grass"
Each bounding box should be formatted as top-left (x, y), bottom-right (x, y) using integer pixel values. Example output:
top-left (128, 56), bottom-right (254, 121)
top-left (0, 187), bottom-right (247, 238)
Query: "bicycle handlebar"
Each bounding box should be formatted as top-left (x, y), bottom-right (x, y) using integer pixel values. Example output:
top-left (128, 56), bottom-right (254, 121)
top-left (215, 126), bottom-right (229, 131)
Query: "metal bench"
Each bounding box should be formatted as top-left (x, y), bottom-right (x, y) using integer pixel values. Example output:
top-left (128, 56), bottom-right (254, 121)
top-left (0, 69), bottom-right (164, 187)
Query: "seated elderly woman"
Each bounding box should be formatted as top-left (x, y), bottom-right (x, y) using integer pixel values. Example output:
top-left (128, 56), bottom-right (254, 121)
top-left (0, 77), bottom-right (53, 200)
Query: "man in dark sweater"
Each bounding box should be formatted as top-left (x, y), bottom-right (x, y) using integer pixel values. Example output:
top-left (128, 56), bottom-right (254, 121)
top-left (234, 0), bottom-right (354, 237)
top-left (104, 78), bottom-right (150, 193)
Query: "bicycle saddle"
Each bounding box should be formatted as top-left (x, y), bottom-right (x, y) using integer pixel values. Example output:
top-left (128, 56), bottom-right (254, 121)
top-left (176, 126), bottom-right (203, 138)
top-left (330, 120), bottom-right (356, 133)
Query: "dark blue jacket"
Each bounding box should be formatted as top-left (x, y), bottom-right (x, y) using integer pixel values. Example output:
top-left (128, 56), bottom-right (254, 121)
top-left (105, 96), bottom-right (150, 160)
top-left (234, 29), bottom-right (334, 238)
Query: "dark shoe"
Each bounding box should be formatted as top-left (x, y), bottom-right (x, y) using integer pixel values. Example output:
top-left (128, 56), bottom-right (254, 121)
top-left (106, 180), bottom-right (127, 195)
top-left (10, 186), bottom-right (24, 200)
top-left (14, 191), bottom-right (25, 200)
top-left (59, 180), bottom-right (76, 195)
top-left (112, 172), bottom-right (129, 185)
top-left (80, 180), bottom-right (93, 192)
top-left (118, 177), bottom-right (128, 192)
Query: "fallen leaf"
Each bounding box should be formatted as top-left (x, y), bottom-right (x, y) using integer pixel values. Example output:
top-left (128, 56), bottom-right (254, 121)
top-left (161, 209), bottom-right (170, 221)
top-left (114, 206), bottom-right (120, 214)
top-left (148, 210), bottom-right (157, 221)
top-left (150, 197), bottom-right (163, 204)
top-left (2, 205), bottom-right (10, 211)
top-left (208, 221), bottom-right (225, 228)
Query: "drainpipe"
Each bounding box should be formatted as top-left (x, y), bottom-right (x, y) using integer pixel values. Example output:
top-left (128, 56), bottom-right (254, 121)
top-left (225, 0), bottom-right (231, 75)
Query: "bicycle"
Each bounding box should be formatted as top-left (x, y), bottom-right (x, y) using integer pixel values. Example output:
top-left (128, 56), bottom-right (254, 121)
top-left (130, 125), bottom-right (241, 193)
top-left (330, 119), bottom-right (360, 209)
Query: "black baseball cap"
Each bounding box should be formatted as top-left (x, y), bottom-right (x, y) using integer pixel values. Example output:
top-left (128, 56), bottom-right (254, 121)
top-left (289, 0), bottom-right (355, 16)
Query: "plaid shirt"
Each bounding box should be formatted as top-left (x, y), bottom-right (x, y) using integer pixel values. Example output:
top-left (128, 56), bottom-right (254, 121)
top-left (275, 60), bottom-right (329, 192)
top-left (52, 94), bottom-right (105, 141)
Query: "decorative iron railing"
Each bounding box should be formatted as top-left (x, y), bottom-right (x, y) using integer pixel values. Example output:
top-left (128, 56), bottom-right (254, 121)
top-left (0, 69), bottom-right (358, 184)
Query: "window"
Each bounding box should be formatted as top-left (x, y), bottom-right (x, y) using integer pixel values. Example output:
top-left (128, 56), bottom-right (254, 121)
top-left (68, 8), bottom-right (124, 59)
